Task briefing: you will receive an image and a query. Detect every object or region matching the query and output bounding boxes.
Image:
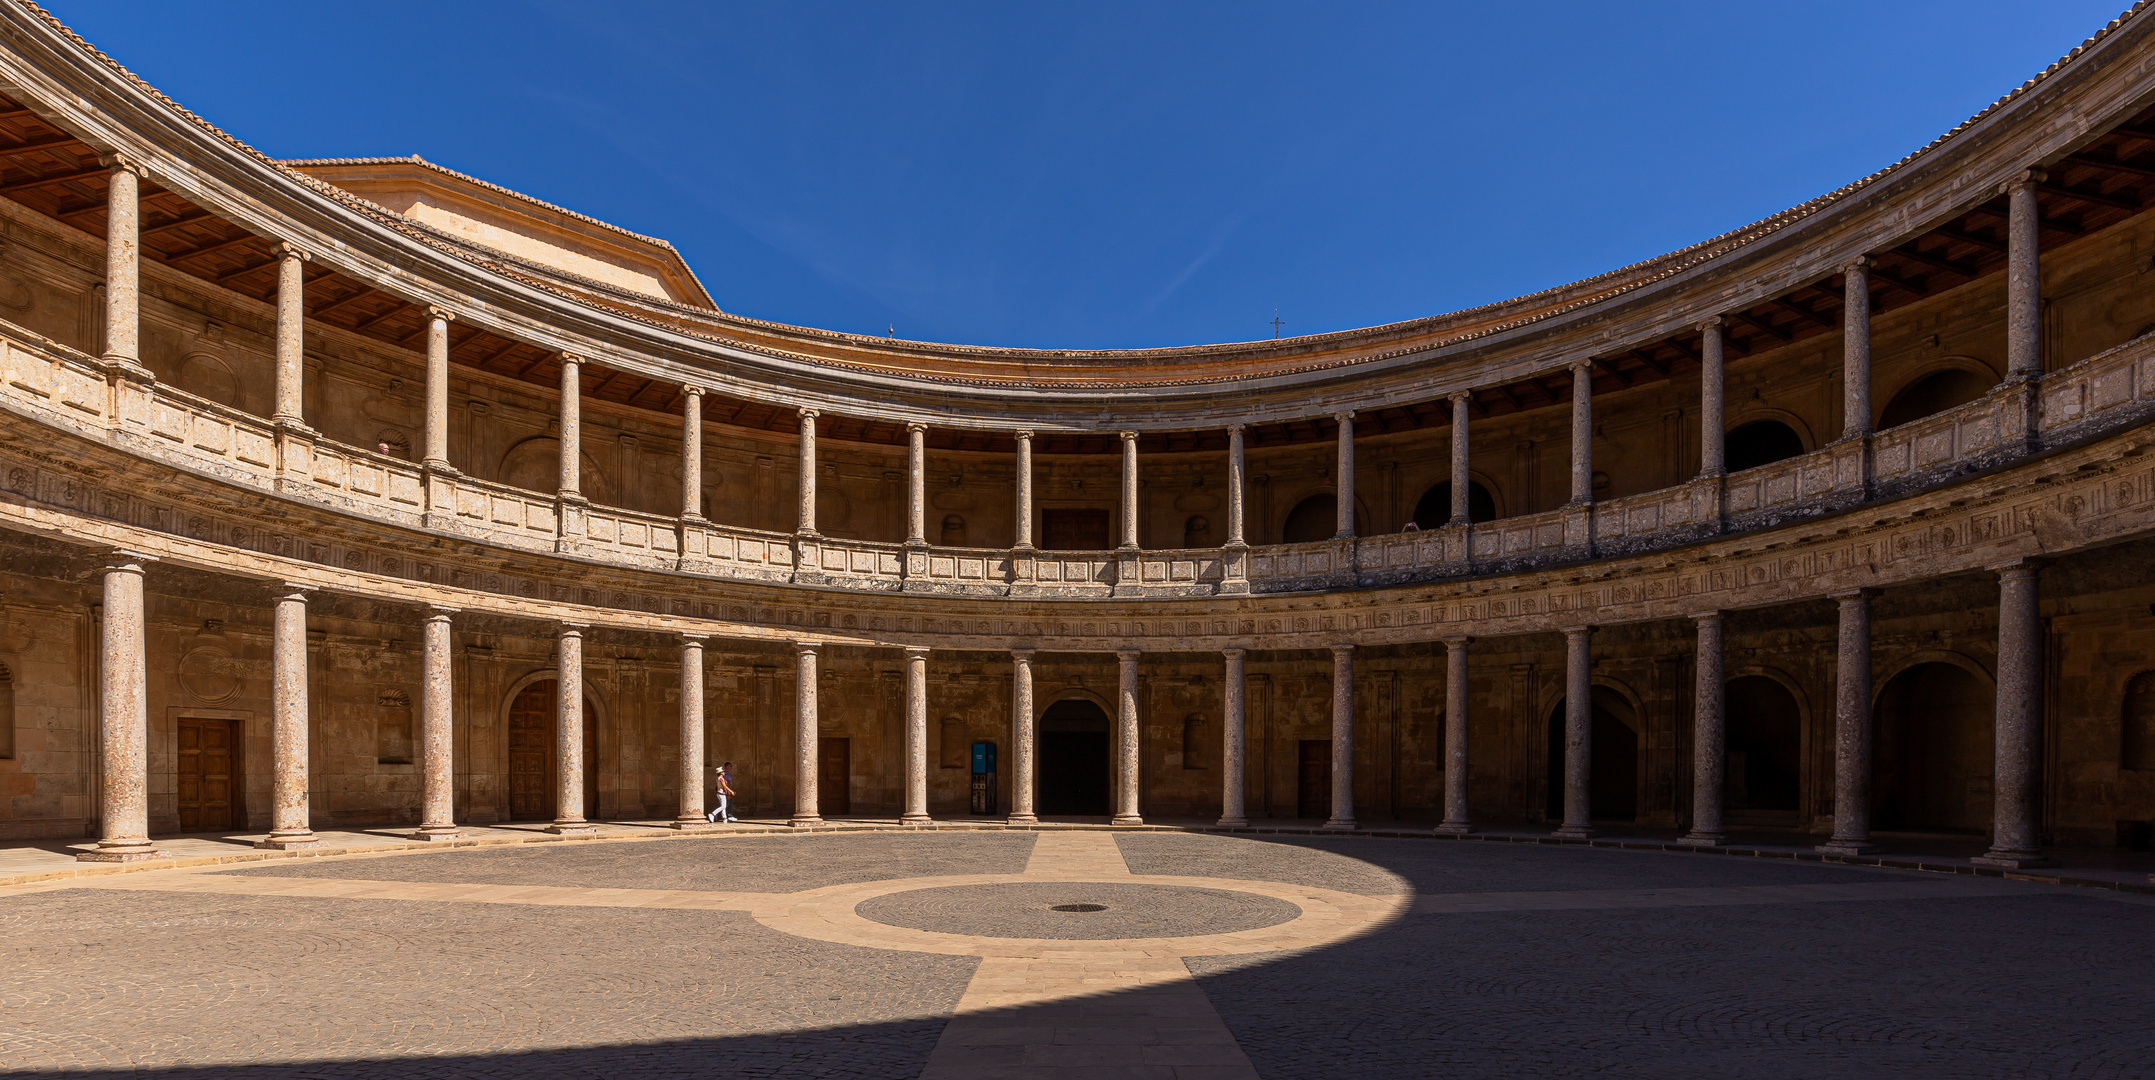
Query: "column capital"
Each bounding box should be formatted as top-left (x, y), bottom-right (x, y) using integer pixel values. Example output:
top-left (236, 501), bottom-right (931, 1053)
top-left (1014, 428), bottom-right (1034, 442)
top-left (682, 384), bottom-right (705, 399)
top-left (1829, 587), bottom-right (1879, 603)
top-left (1222, 646), bottom-right (1247, 659)
top-left (1559, 623), bottom-right (1595, 637)
top-left (268, 581), bottom-right (316, 601)
top-left (424, 305), bottom-right (456, 324)
top-left (1447, 389), bottom-right (1473, 404)
top-left (793, 640), bottom-right (822, 657)
top-left (2000, 168), bottom-right (2047, 194)
top-left (1691, 609), bottom-right (1725, 625)
top-left (98, 152), bottom-right (147, 178)
top-left (678, 632), bottom-right (708, 645)
top-left (1332, 410), bottom-right (1354, 425)
top-left (1440, 635), bottom-right (1473, 647)
top-left (1567, 358), bottom-right (1594, 375)
top-left (100, 548), bottom-right (157, 572)
top-left (1118, 430), bottom-right (1139, 443)
top-left (558, 621), bottom-right (589, 635)
top-left (1010, 647), bottom-right (1036, 660)
top-left (903, 645), bottom-right (932, 658)
top-left (1840, 255), bottom-right (1871, 275)
top-left (273, 241), bottom-right (310, 264)
top-left (905, 420), bottom-right (928, 435)
top-left (1695, 315), bottom-right (1723, 332)
top-left (1330, 642), bottom-right (1355, 656)
top-left (424, 604), bottom-right (460, 618)
top-left (558, 352), bottom-right (584, 369)
top-left (1991, 556), bottom-right (2048, 576)
top-left (798, 407), bottom-right (820, 421)
top-left (1115, 648), bottom-right (1141, 661)
top-left (1226, 422), bottom-right (1246, 435)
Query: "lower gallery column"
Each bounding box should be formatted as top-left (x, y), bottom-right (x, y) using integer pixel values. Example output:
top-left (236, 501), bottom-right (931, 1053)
top-left (792, 642), bottom-right (823, 826)
top-left (1008, 649), bottom-right (1037, 824)
top-left (259, 584), bottom-right (321, 849)
top-left (1219, 648), bottom-right (1248, 827)
top-left (674, 634), bottom-right (708, 829)
top-left (1324, 644), bottom-right (1357, 831)
top-left (80, 553), bottom-right (159, 862)
top-left (1818, 590), bottom-right (1878, 855)
top-left (1554, 626), bottom-right (1595, 839)
top-left (411, 606), bottom-right (460, 840)
top-left (1977, 562), bottom-right (2054, 868)
top-left (549, 623), bottom-right (596, 835)
top-left (1436, 636), bottom-right (1473, 835)
top-left (902, 646), bottom-right (932, 825)
top-left (1680, 612), bottom-right (1727, 846)
top-left (1112, 650), bottom-right (1143, 825)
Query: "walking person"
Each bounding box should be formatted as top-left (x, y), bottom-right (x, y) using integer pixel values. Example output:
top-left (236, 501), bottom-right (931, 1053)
top-left (706, 760), bottom-right (737, 823)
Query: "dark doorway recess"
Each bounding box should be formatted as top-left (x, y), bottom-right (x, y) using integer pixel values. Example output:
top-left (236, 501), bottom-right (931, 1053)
top-left (1041, 508), bottom-right (1110, 551)
top-left (506, 680), bottom-right (597, 822)
top-left (1297, 740), bottom-right (1332, 820)
top-left (819, 737), bottom-right (851, 816)
top-left (1724, 421), bottom-right (1806, 473)
top-left (1725, 676), bottom-right (1803, 815)
top-left (176, 716), bottom-right (239, 833)
top-left (1879, 369), bottom-right (1993, 429)
top-left (1411, 481), bottom-right (1496, 527)
top-left (1038, 699), bottom-right (1110, 816)
top-left (1875, 662), bottom-right (1994, 833)
top-left (1545, 688), bottom-right (1639, 822)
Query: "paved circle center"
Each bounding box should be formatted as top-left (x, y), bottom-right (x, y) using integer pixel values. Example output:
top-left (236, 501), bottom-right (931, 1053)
top-left (854, 880), bottom-right (1302, 940)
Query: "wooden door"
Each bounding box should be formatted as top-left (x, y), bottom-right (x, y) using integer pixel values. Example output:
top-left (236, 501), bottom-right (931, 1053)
top-left (508, 681), bottom-right (552, 821)
top-left (1041, 508), bottom-right (1111, 551)
top-left (1297, 739), bottom-right (1331, 821)
top-left (176, 717), bottom-right (237, 833)
top-left (819, 737), bottom-right (851, 816)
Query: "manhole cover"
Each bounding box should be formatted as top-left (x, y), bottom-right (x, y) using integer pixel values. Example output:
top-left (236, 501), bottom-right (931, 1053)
top-left (1051, 903), bottom-right (1106, 912)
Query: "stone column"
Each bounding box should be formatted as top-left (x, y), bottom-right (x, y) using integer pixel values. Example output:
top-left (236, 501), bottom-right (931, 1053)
top-left (1680, 612), bottom-right (1727, 846)
top-left (1555, 626), bottom-right (1595, 838)
top-left (1819, 590), bottom-right (1878, 855)
top-left (1436, 636), bottom-right (1473, 835)
top-left (1013, 431), bottom-right (1035, 549)
top-left (557, 355), bottom-right (583, 501)
top-left (1449, 393), bottom-right (1472, 524)
top-left (1325, 644), bottom-right (1357, 831)
top-left (1569, 362), bottom-right (1594, 505)
top-left (549, 623), bottom-right (595, 835)
top-left (674, 634), bottom-right (708, 828)
top-left (1698, 317), bottom-right (1725, 476)
top-left (1008, 649), bottom-right (1038, 824)
top-left (272, 243), bottom-right (309, 429)
top-left (259, 584), bottom-right (320, 849)
top-left (792, 642), bottom-right (822, 826)
top-left (1334, 412), bottom-right (1356, 537)
top-left (1226, 424), bottom-right (1248, 543)
top-left (411, 606), bottom-right (459, 840)
top-left (1219, 647), bottom-right (1248, 827)
top-left (1843, 259), bottom-right (1872, 439)
top-left (1978, 562), bottom-right (2054, 867)
top-left (902, 646), bottom-right (931, 824)
top-left (80, 554), bottom-right (159, 862)
top-left (680, 388), bottom-right (706, 521)
top-left (421, 307), bottom-right (454, 470)
top-left (2005, 171), bottom-right (2044, 380)
top-left (1118, 431), bottom-right (1140, 549)
top-left (796, 409), bottom-right (819, 536)
top-left (99, 156), bottom-right (147, 376)
top-left (905, 422), bottom-right (928, 547)
top-left (1113, 650), bottom-right (1143, 824)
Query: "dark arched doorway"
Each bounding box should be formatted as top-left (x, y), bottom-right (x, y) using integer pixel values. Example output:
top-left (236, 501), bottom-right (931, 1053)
top-left (1281, 494), bottom-right (1364, 543)
top-left (1039, 698), bottom-right (1111, 817)
top-left (1411, 480), bottom-right (1496, 528)
top-left (1725, 676), bottom-right (1802, 817)
top-left (1874, 662), bottom-right (1993, 833)
top-left (1724, 421), bottom-right (1806, 473)
top-left (1545, 687), bottom-right (1639, 822)
top-left (1879, 369), bottom-right (1993, 429)
top-left (506, 680), bottom-right (598, 822)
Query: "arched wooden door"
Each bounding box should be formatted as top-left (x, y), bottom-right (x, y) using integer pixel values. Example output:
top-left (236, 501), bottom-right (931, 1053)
top-left (506, 680), bottom-right (598, 822)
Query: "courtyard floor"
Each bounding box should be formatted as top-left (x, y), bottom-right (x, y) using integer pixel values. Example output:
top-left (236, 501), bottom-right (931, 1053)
top-left (1, 828), bottom-right (2151, 1078)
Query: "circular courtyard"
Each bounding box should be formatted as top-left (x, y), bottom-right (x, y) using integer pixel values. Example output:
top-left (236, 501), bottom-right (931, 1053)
top-left (1, 830), bottom-right (2150, 1078)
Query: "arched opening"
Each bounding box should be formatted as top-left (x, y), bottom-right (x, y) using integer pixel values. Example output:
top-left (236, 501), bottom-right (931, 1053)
top-left (1724, 676), bottom-right (1802, 815)
top-left (1724, 421), bottom-right (1806, 473)
top-left (505, 680), bottom-right (598, 822)
top-left (1281, 494), bottom-right (1363, 543)
top-left (939, 514), bottom-right (968, 546)
top-left (1879, 369), bottom-right (1994, 429)
top-left (1874, 662), bottom-right (1993, 833)
top-left (1544, 687), bottom-right (1638, 822)
top-left (178, 353), bottom-right (238, 408)
top-left (1411, 480), bottom-right (1496, 527)
top-left (1038, 698), bottom-right (1111, 817)
top-left (2123, 671), bottom-right (2155, 771)
top-left (499, 438), bottom-right (612, 505)
top-left (1183, 515), bottom-right (1212, 548)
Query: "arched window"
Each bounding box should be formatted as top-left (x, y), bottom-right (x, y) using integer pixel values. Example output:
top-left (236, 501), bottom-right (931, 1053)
top-left (1183, 515), bottom-right (1211, 548)
top-left (1724, 420), bottom-right (1806, 472)
top-left (375, 429), bottom-right (412, 460)
top-left (1282, 495), bottom-right (1362, 543)
top-left (1182, 712), bottom-right (1206, 769)
top-left (1411, 481), bottom-right (1496, 527)
top-left (939, 514), bottom-right (968, 546)
top-left (0, 661), bottom-right (13, 760)
top-left (1879, 369), bottom-right (1993, 429)
top-left (939, 716), bottom-right (967, 768)
top-left (178, 353), bottom-right (238, 408)
top-left (376, 689), bottom-right (413, 765)
top-left (2123, 671), bottom-right (2155, 772)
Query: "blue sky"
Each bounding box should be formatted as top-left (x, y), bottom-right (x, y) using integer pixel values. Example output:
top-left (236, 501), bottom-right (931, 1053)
top-left (48, 2), bottom-right (2131, 349)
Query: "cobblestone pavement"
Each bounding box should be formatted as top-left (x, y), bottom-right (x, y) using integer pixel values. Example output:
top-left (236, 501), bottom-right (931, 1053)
top-left (857, 881), bottom-right (1301, 940)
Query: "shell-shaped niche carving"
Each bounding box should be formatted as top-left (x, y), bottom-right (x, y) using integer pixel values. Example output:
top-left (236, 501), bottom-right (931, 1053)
top-left (178, 645), bottom-right (242, 705)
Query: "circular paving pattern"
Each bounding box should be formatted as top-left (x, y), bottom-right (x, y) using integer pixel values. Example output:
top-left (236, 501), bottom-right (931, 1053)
top-left (854, 880), bottom-right (1303, 940)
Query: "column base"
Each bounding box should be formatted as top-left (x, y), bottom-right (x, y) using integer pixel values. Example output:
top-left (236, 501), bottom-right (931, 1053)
top-left (1110, 814), bottom-right (1145, 826)
top-left (1676, 832), bottom-right (1728, 847)
top-left (255, 831), bottom-right (323, 850)
top-left (1321, 818), bottom-right (1358, 832)
top-left (671, 818), bottom-right (720, 832)
top-left (1815, 839), bottom-right (1878, 856)
top-left (1971, 849), bottom-right (2056, 869)
top-left (1551, 824), bottom-right (1595, 840)
top-left (899, 814), bottom-right (934, 826)
top-left (75, 843), bottom-right (163, 863)
top-left (1216, 816), bottom-right (1249, 828)
top-left (789, 815), bottom-right (825, 828)
top-left (408, 826), bottom-right (463, 842)
top-left (1005, 814), bottom-right (1038, 825)
top-left (1433, 821), bottom-right (1473, 836)
top-left (546, 821), bottom-right (599, 836)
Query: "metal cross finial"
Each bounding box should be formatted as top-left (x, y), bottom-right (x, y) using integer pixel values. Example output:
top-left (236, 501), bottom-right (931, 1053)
top-left (1271, 310), bottom-right (1284, 339)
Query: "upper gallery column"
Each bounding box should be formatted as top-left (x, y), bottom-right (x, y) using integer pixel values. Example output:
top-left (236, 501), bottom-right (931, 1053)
top-left (1977, 561), bottom-right (2054, 868)
top-left (1008, 649), bottom-right (1037, 824)
top-left (79, 552), bottom-right (157, 862)
top-left (674, 634), bottom-right (708, 829)
top-left (905, 422), bottom-right (929, 548)
top-left (259, 584), bottom-right (320, 850)
top-left (557, 354), bottom-right (584, 502)
top-left (792, 642), bottom-right (823, 826)
top-left (99, 155), bottom-right (149, 378)
top-left (902, 646), bottom-right (932, 825)
top-left (411, 605), bottom-right (460, 841)
top-left (1012, 431), bottom-right (1035, 550)
top-left (1118, 431), bottom-right (1140, 550)
top-left (1218, 647), bottom-right (1248, 828)
top-left (1113, 650), bottom-right (1143, 824)
top-left (549, 623), bottom-right (596, 835)
top-left (1325, 644), bottom-right (1357, 831)
top-left (421, 307), bottom-right (455, 471)
top-left (2005, 170), bottom-right (2044, 380)
top-left (1333, 412), bottom-right (1356, 538)
top-left (1680, 611), bottom-right (1727, 846)
top-left (1436, 636), bottom-right (1473, 835)
top-left (1698, 317), bottom-right (1725, 476)
top-left (1448, 393), bottom-right (1472, 525)
top-left (1842, 258), bottom-right (1872, 440)
top-left (1818, 589), bottom-right (1878, 855)
top-left (1568, 361), bottom-right (1594, 505)
top-left (797, 409), bottom-right (819, 537)
top-left (1225, 424), bottom-right (1248, 545)
top-left (271, 243), bottom-right (309, 430)
top-left (680, 387), bottom-right (706, 522)
top-left (1554, 625), bottom-right (1595, 839)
